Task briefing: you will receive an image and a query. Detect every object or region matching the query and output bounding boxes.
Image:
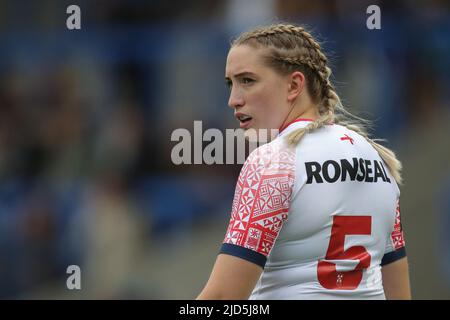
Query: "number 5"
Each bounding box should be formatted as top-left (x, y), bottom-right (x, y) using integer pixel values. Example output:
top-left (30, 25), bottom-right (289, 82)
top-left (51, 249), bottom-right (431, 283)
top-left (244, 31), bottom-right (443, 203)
top-left (317, 216), bottom-right (372, 290)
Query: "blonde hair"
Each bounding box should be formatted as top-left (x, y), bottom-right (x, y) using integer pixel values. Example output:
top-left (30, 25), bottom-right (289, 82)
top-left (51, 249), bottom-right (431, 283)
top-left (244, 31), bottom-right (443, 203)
top-left (232, 23), bottom-right (402, 185)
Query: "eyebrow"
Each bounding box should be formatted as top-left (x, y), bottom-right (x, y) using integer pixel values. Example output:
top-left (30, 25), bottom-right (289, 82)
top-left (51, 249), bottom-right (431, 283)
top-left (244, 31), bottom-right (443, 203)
top-left (225, 71), bottom-right (257, 81)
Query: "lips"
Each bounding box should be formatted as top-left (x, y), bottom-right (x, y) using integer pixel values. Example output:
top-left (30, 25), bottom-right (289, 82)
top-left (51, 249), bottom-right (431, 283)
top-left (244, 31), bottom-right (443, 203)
top-left (235, 112), bottom-right (253, 128)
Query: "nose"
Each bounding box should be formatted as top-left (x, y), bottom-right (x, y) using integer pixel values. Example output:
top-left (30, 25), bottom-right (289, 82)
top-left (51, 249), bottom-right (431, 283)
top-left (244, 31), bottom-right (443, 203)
top-left (228, 88), bottom-right (244, 109)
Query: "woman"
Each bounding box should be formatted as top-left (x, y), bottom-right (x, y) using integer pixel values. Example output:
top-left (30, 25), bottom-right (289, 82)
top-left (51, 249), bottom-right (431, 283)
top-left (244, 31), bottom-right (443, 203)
top-left (197, 23), bottom-right (411, 299)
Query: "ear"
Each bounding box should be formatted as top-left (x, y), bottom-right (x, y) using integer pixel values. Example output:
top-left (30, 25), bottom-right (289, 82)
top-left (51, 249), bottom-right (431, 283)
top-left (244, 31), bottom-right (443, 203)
top-left (287, 71), bottom-right (305, 103)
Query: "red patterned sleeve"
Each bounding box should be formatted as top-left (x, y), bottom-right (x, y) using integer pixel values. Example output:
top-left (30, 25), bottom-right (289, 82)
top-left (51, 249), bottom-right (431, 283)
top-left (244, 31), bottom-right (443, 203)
top-left (381, 198), bottom-right (407, 266)
top-left (219, 143), bottom-right (296, 268)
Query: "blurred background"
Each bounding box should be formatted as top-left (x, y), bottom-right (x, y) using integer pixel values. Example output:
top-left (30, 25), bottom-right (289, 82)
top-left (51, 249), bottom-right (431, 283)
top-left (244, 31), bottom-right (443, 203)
top-left (0, 0), bottom-right (449, 299)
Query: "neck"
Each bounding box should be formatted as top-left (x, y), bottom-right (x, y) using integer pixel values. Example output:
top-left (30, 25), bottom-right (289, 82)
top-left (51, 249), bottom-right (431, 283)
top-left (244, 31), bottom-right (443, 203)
top-left (279, 102), bottom-right (319, 131)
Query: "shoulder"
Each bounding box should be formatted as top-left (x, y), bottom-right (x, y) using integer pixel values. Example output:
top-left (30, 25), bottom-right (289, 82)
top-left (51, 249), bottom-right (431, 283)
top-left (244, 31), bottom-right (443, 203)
top-left (235, 140), bottom-right (296, 196)
top-left (244, 138), bottom-right (296, 174)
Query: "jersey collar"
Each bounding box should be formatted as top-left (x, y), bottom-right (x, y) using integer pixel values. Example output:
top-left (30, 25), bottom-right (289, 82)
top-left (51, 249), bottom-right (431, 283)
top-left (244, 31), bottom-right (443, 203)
top-left (279, 118), bottom-right (315, 134)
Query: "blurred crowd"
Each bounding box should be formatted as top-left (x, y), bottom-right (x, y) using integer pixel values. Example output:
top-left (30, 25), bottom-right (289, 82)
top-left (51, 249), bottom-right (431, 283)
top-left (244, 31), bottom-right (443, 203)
top-left (0, 0), bottom-right (449, 298)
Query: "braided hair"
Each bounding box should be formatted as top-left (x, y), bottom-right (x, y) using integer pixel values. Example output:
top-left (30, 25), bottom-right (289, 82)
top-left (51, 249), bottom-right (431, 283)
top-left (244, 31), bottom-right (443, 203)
top-left (232, 24), bottom-right (402, 184)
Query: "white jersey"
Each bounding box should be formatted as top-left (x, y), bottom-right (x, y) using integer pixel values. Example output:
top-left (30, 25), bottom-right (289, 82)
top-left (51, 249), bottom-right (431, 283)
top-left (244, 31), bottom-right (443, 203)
top-left (220, 118), bottom-right (406, 299)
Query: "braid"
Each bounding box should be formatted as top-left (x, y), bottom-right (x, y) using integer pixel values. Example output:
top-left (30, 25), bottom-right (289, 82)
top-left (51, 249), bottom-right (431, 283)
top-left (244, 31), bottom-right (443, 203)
top-left (235, 25), bottom-right (327, 63)
top-left (232, 23), bottom-right (403, 184)
top-left (275, 56), bottom-right (328, 84)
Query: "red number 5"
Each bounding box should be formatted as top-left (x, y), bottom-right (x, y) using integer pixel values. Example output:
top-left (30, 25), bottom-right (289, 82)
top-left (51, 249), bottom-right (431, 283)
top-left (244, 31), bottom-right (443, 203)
top-left (317, 216), bottom-right (372, 290)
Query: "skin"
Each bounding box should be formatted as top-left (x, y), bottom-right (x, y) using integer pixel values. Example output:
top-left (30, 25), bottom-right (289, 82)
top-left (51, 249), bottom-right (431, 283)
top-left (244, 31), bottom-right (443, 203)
top-left (382, 257), bottom-right (412, 299)
top-left (196, 254), bottom-right (263, 300)
top-left (197, 44), bottom-right (411, 300)
top-left (224, 44), bottom-right (319, 135)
